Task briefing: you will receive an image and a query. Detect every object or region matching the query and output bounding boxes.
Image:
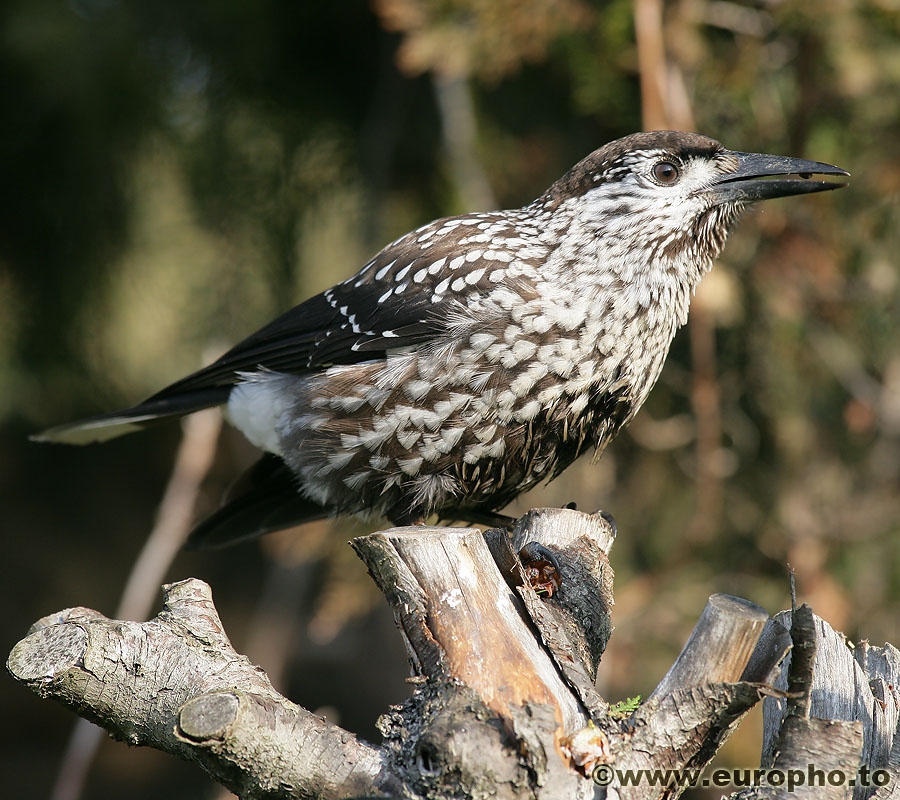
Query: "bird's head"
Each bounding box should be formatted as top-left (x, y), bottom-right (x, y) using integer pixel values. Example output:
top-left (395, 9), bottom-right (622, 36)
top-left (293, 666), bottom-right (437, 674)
top-left (543, 130), bottom-right (848, 286)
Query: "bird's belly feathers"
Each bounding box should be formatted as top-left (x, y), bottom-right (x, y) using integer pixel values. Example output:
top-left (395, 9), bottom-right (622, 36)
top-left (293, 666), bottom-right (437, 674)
top-left (226, 322), bottom-right (674, 521)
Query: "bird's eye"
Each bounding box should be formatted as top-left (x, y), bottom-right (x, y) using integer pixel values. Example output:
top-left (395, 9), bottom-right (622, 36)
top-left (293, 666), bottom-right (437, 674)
top-left (652, 161), bottom-right (680, 184)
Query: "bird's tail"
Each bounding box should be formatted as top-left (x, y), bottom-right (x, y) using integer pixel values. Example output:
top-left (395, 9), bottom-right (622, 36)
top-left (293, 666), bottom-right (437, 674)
top-left (31, 387), bottom-right (231, 445)
top-left (186, 454), bottom-right (330, 549)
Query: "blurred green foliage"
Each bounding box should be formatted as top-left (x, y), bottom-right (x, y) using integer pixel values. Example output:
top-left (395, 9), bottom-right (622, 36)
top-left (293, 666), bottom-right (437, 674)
top-left (3, 1), bottom-right (900, 798)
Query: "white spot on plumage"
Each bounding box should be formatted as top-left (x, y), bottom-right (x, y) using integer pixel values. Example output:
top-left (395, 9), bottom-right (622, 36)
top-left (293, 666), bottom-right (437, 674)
top-left (403, 379), bottom-right (432, 401)
top-left (537, 384), bottom-right (564, 406)
top-left (469, 332), bottom-right (496, 352)
top-left (428, 257), bottom-right (448, 274)
top-left (330, 395), bottom-right (366, 412)
top-left (497, 389), bottom-right (517, 409)
top-left (514, 399), bottom-right (542, 422)
top-left (382, 473), bottom-right (402, 490)
top-left (410, 473), bottom-right (460, 509)
top-left (374, 260), bottom-right (397, 280)
top-left (440, 426), bottom-right (466, 449)
top-left (359, 426), bottom-right (392, 449)
top-left (510, 339), bottom-right (538, 362)
top-left (469, 370), bottom-right (493, 392)
top-left (488, 288), bottom-right (519, 309)
top-left (397, 428), bottom-right (421, 450)
top-left (530, 315), bottom-right (552, 334)
top-left (475, 424), bottom-right (497, 443)
top-left (398, 455), bottom-right (424, 476)
top-left (449, 390), bottom-right (473, 408)
top-left (369, 454), bottom-right (390, 470)
top-left (499, 347), bottom-right (522, 369)
top-left (549, 358), bottom-right (575, 378)
top-left (483, 439), bottom-right (505, 458)
top-left (364, 386), bottom-right (391, 408)
top-left (327, 449), bottom-right (356, 470)
top-left (407, 407), bottom-right (434, 428)
top-left (463, 444), bottom-right (485, 464)
top-left (420, 410), bottom-right (444, 430)
top-left (344, 470), bottom-right (372, 490)
top-left (567, 392), bottom-right (589, 417)
top-left (372, 413), bottom-right (401, 437)
top-left (433, 394), bottom-right (469, 419)
top-left (419, 437), bottom-right (442, 462)
top-left (510, 368), bottom-right (541, 397)
top-left (340, 432), bottom-right (359, 449)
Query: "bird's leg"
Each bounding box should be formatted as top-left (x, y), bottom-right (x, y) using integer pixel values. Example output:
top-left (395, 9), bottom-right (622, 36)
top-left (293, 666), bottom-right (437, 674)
top-left (387, 510), bottom-right (426, 527)
top-left (518, 541), bottom-right (562, 597)
top-left (459, 510), bottom-right (518, 530)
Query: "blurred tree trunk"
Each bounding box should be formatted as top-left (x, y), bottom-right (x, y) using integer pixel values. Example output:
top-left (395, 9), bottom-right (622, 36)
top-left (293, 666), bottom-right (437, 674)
top-left (634, 0), bottom-right (723, 543)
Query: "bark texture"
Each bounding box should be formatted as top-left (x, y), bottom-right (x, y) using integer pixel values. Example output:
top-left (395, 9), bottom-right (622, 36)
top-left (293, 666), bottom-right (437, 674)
top-left (8, 508), bottom-right (900, 799)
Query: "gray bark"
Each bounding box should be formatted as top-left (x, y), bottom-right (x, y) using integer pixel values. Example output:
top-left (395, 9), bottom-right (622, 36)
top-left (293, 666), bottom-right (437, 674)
top-left (7, 508), bottom-right (900, 799)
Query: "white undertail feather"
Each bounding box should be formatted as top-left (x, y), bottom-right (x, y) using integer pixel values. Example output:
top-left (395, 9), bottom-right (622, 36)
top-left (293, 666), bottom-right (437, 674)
top-left (32, 416), bottom-right (159, 445)
top-left (226, 373), bottom-right (300, 456)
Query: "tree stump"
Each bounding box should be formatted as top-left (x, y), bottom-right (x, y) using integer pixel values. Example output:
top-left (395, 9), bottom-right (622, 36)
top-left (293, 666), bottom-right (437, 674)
top-left (7, 508), bottom-right (900, 798)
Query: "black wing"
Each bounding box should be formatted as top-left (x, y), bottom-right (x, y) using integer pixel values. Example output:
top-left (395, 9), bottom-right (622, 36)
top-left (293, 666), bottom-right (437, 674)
top-left (35, 209), bottom-right (530, 443)
top-left (127, 214), bottom-right (513, 392)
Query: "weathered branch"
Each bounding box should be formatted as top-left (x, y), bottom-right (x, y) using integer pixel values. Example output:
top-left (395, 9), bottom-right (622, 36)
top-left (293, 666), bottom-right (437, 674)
top-left (752, 605), bottom-right (900, 800)
top-left (8, 508), bottom-right (900, 799)
top-left (649, 593), bottom-right (770, 701)
top-left (7, 579), bottom-right (394, 800)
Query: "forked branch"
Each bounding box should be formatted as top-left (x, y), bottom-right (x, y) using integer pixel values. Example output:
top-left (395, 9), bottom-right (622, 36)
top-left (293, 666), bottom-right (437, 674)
top-left (8, 508), bottom-right (900, 799)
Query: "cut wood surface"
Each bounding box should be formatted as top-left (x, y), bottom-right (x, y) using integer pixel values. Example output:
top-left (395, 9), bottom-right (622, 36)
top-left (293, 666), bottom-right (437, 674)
top-left (352, 525), bottom-right (585, 729)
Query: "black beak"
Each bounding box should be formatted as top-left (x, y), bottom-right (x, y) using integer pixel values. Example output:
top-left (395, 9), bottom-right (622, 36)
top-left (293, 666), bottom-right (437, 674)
top-left (712, 151), bottom-right (849, 203)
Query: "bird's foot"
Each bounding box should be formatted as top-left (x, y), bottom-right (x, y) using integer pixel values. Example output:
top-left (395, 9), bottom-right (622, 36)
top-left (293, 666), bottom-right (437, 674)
top-left (518, 541), bottom-right (562, 597)
top-left (596, 509), bottom-right (617, 538)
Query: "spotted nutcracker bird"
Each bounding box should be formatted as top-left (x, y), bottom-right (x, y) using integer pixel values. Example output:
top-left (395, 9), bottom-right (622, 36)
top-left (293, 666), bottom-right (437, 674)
top-left (35, 131), bottom-right (848, 548)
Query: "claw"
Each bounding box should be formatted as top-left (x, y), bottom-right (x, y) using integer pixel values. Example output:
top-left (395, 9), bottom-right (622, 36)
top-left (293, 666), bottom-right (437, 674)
top-left (519, 542), bottom-right (562, 597)
top-left (597, 510), bottom-right (617, 538)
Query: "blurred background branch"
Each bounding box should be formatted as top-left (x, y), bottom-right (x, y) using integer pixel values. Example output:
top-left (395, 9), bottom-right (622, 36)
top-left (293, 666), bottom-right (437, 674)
top-left (634, 0), bottom-right (722, 545)
top-left (50, 406), bottom-right (222, 800)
